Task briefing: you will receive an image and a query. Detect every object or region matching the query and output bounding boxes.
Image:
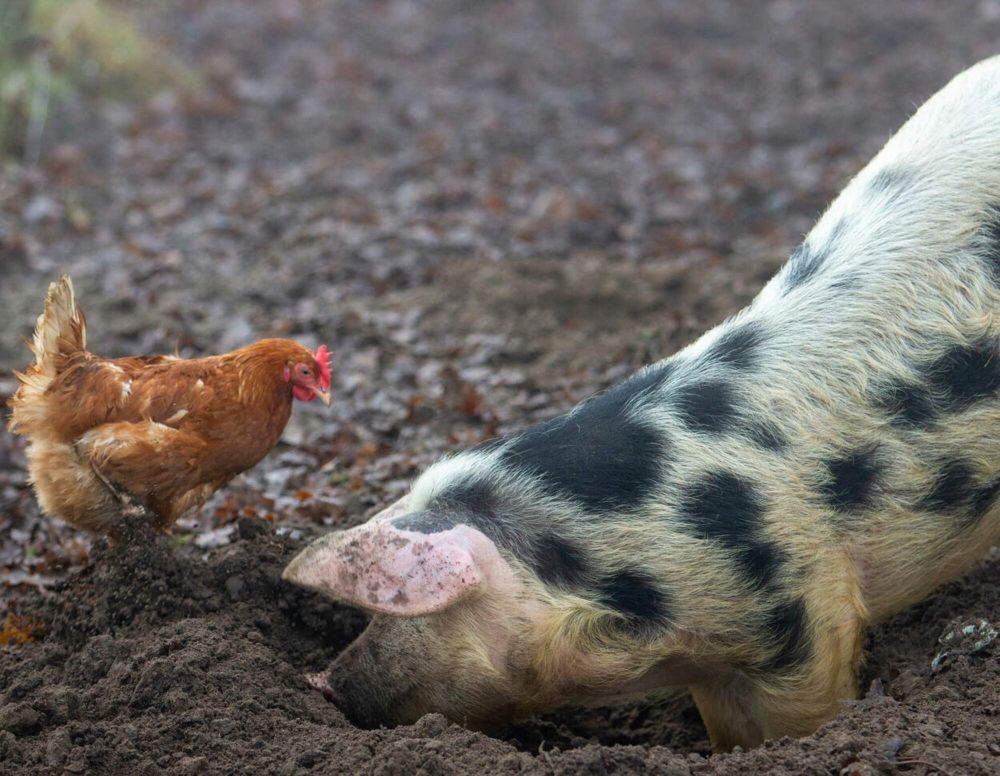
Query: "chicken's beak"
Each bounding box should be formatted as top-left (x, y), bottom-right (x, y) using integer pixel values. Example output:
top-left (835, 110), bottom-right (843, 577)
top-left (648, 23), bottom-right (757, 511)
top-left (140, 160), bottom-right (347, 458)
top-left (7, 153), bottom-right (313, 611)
top-left (317, 387), bottom-right (332, 407)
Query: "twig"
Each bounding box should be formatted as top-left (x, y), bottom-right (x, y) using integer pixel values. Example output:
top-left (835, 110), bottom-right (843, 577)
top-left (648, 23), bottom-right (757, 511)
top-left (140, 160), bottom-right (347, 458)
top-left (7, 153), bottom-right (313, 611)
top-left (897, 758), bottom-right (954, 776)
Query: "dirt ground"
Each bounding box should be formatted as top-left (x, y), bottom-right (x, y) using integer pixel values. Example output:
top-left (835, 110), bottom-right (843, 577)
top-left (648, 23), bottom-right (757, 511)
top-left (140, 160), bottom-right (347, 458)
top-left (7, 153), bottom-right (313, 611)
top-left (3, 1), bottom-right (1000, 773)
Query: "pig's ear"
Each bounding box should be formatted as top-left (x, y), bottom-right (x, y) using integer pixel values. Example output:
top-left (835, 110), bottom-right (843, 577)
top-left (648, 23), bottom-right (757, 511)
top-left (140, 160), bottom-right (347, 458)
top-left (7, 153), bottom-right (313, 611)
top-left (281, 519), bottom-right (484, 617)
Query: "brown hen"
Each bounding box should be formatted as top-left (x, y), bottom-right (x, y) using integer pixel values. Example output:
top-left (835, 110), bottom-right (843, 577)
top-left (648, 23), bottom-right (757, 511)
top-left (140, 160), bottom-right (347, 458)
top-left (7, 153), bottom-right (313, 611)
top-left (7, 276), bottom-right (332, 534)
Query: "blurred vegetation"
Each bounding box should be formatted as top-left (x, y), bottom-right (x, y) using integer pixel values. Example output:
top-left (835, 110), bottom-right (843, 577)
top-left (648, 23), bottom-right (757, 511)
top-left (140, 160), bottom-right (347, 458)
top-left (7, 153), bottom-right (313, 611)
top-left (0, 0), bottom-right (195, 161)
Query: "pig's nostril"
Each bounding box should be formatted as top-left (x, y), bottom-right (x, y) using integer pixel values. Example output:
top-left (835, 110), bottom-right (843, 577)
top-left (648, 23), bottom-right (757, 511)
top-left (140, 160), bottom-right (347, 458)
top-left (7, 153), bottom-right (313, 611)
top-left (305, 671), bottom-right (338, 703)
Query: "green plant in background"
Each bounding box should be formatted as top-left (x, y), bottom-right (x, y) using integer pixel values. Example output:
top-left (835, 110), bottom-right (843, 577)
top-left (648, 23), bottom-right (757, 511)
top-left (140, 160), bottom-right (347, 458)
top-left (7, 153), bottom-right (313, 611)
top-left (0, 0), bottom-right (194, 162)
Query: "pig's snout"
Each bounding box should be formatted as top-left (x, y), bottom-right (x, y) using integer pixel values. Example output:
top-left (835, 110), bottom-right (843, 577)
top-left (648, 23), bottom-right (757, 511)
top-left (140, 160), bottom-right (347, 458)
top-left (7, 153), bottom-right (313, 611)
top-left (306, 672), bottom-right (338, 703)
top-left (309, 667), bottom-right (383, 728)
top-left (314, 643), bottom-right (412, 729)
top-left (324, 672), bottom-right (397, 729)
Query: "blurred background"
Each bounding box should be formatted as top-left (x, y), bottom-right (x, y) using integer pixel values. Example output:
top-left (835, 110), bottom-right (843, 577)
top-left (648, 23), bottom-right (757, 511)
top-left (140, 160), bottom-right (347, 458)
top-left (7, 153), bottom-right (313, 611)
top-left (2, 0), bottom-right (1000, 576)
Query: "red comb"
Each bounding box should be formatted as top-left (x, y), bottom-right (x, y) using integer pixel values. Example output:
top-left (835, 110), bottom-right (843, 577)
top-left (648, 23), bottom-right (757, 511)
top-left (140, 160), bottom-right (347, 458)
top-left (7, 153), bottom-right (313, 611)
top-left (315, 344), bottom-right (331, 389)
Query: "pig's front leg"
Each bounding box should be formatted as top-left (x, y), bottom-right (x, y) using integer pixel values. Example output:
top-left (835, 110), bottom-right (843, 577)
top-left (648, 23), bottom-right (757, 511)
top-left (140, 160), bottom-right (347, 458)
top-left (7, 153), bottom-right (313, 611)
top-left (689, 675), bottom-right (765, 752)
top-left (692, 571), bottom-right (866, 751)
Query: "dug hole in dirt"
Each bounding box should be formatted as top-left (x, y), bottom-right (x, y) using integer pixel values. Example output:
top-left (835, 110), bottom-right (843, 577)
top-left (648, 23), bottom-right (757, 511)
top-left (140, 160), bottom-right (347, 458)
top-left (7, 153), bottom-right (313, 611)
top-left (3, 0), bottom-right (1000, 774)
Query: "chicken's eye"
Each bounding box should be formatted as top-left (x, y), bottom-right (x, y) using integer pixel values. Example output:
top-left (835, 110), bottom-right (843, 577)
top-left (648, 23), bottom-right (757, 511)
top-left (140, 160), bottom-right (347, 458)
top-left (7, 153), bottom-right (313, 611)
top-left (299, 366), bottom-right (311, 376)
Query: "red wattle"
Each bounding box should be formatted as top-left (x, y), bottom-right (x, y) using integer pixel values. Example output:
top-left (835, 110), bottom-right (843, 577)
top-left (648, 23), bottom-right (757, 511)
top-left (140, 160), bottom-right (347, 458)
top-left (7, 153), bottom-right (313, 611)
top-left (292, 385), bottom-right (315, 402)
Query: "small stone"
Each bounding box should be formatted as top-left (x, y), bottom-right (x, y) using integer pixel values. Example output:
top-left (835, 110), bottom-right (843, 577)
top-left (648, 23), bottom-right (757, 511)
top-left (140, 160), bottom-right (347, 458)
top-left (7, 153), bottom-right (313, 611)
top-left (933, 618), bottom-right (999, 671)
top-left (988, 743), bottom-right (1000, 756)
top-left (879, 735), bottom-right (904, 759)
top-left (295, 750), bottom-right (323, 768)
top-left (840, 763), bottom-right (877, 776)
top-left (275, 526), bottom-right (304, 541)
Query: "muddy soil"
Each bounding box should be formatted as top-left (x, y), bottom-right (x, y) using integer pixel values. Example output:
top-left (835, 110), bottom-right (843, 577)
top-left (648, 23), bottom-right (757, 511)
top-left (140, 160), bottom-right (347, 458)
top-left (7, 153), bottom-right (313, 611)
top-left (3, 1), bottom-right (1000, 773)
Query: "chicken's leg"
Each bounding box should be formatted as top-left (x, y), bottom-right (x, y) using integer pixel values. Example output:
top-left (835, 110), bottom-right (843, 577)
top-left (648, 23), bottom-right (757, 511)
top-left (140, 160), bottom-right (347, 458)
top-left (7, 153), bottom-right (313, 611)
top-left (75, 441), bottom-right (154, 522)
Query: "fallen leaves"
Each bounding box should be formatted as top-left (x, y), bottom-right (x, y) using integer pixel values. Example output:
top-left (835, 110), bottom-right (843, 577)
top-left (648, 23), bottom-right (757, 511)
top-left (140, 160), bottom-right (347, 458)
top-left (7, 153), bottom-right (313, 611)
top-left (0, 611), bottom-right (43, 646)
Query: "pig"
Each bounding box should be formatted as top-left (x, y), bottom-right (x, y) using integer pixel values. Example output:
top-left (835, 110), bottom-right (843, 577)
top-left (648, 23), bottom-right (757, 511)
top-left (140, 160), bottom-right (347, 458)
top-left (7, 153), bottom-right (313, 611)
top-left (283, 55), bottom-right (1000, 751)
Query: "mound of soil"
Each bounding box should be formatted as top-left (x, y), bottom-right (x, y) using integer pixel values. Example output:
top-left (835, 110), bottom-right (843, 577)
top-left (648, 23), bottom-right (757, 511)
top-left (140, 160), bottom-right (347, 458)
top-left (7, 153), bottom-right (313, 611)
top-left (3, 524), bottom-right (1000, 775)
top-left (4, 0), bottom-right (1000, 774)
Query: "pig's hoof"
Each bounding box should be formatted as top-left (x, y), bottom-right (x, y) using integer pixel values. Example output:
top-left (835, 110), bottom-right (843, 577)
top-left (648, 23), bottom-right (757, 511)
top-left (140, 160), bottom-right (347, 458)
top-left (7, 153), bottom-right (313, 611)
top-left (306, 672), bottom-right (336, 702)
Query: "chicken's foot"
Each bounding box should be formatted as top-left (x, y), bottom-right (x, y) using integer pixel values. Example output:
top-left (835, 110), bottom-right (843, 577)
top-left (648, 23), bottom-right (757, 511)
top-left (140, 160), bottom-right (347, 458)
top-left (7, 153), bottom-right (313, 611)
top-left (81, 450), bottom-right (153, 521)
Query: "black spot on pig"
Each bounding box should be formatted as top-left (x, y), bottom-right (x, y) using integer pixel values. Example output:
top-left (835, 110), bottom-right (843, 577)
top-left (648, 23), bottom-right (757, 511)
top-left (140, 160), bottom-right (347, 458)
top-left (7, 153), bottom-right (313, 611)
top-left (759, 599), bottom-right (811, 672)
top-left (534, 534), bottom-right (590, 589)
top-left (828, 274), bottom-right (861, 293)
top-left (679, 471), bottom-right (783, 588)
top-left (820, 448), bottom-right (880, 513)
top-left (737, 542), bottom-right (786, 590)
top-left (744, 420), bottom-right (788, 451)
top-left (919, 460), bottom-right (975, 514)
top-left (868, 168), bottom-right (913, 199)
top-left (598, 568), bottom-right (672, 634)
top-left (920, 461), bottom-right (1000, 525)
top-left (672, 380), bottom-right (739, 433)
top-left (923, 341), bottom-right (1000, 410)
top-left (627, 361), bottom-right (678, 395)
top-left (501, 370), bottom-right (671, 511)
top-left (427, 477), bottom-right (531, 554)
top-left (784, 244), bottom-right (825, 288)
top-left (971, 478), bottom-right (1000, 521)
top-left (424, 479), bottom-right (598, 587)
top-left (393, 511), bottom-right (458, 534)
top-left (784, 221), bottom-right (845, 290)
top-left (435, 477), bottom-right (501, 518)
top-left (979, 205), bottom-right (1000, 285)
top-left (702, 323), bottom-right (764, 371)
top-left (876, 379), bottom-right (937, 428)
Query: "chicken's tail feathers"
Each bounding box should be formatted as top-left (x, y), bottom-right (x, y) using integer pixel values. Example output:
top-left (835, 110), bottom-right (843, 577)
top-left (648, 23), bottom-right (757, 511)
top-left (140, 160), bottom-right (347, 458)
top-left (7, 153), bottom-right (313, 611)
top-left (31, 275), bottom-right (87, 374)
top-left (7, 276), bottom-right (87, 434)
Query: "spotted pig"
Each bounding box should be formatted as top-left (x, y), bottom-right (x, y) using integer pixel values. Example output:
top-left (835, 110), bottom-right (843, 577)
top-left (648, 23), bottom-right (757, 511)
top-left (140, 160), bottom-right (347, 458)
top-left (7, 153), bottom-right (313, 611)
top-left (283, 56), bottom-right (1000, 750)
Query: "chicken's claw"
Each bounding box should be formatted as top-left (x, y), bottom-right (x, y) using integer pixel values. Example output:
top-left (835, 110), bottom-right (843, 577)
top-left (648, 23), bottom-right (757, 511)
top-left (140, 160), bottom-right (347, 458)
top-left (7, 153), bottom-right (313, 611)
top-left (82, 452), bottom-right (154, 522)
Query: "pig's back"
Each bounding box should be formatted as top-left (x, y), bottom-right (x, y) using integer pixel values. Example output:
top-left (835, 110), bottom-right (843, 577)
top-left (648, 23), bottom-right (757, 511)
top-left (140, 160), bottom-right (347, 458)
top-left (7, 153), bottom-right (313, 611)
top-left (407, 57), bottom-right (1000, 648)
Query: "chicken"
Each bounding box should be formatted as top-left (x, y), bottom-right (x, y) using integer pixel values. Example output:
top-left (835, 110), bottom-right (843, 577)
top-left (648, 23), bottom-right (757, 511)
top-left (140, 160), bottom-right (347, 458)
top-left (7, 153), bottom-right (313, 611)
top-left (6, 275), bottom-right (332, 535)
